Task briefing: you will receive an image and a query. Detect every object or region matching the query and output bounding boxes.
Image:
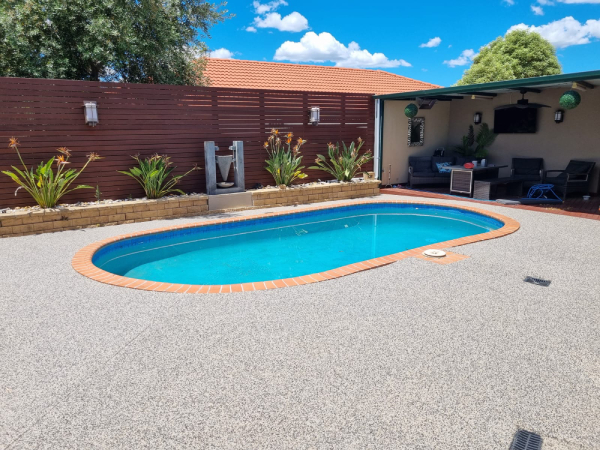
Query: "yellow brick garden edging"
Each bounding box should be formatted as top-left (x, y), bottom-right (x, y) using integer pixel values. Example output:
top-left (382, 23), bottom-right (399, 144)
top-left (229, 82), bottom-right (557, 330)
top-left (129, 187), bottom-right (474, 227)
top-left (0, 180), bottom-right (381, 238)
top-left (0, 195), bottom-right (209, 238)
top-left (252, 180), bottom-right (381, 207)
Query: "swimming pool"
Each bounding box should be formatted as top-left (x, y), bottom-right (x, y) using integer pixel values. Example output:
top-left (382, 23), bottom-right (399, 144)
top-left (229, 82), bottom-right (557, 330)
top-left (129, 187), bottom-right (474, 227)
top-left (84, 202), bottom-right (507, 288)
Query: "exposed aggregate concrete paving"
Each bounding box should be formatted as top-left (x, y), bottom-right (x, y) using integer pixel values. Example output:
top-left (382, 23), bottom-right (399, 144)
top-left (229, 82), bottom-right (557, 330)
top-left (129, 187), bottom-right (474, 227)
top-left (1, 194), bottom-right (599, 449)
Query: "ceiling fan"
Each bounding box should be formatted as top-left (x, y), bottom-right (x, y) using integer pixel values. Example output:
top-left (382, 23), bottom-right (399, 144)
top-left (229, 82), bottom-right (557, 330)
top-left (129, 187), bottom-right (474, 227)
top-left (495, 89), bottom-right (550, 110)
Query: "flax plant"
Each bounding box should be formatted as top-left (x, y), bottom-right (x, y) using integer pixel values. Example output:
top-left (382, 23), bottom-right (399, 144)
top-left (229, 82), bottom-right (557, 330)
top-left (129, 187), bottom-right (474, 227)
top-left (2, 138), bottom-right (100, 208)
top-left (119, 154), bottom-right (198, 199)
top-left (310, 137), bottom-right (373, 182)
top-left (264, 129), bottom-right (307, 187)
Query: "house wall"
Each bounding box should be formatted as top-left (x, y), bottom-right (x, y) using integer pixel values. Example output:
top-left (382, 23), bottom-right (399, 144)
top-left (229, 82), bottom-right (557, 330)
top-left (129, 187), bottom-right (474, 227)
top-left (381, 101), bottom-right (451, 185)
top-left (381, 87), bottom-right (600, 193)
top-left (446, 87), bottom-right (600, 193)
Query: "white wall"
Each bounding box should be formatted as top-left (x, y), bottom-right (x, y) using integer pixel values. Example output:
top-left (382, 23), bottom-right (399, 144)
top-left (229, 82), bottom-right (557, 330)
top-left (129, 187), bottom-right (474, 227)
top-left (381, 101), bottom-right (450, 185)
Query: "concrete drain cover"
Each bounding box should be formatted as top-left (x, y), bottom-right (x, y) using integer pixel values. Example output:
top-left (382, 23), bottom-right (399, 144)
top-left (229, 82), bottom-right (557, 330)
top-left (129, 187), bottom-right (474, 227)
top-left (524, 276), bottom-right (551, 287)
top-left (510, 429), bottom-right (542, 450)
top-left (423, 249), bottom-right (446, 258)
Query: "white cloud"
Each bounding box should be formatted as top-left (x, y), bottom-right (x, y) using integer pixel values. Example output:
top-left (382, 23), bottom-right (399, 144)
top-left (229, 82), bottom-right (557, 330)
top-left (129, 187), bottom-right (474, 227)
top-left (544, 0), bottom-right (600, 3)
top-left (253, 11), bottom-right (309, 32)
top-left (246, 26), bottom-right (257, 32)
top-left (504, 0), bottom-right (515, 4)
top-left (253, 0), bottom-right (288, 14)
top-left (274, 31), bottom-right (411, 68)
top-left (209, 48), bottom-right (235, 59)
top-left (508, 16), bottom-right (600, 47)
top-left (535, 0), bottom-right (600, 6)
top-left (420, 37), bottom-right (442, 48)
top-left (531, 5), bottom-right (545, 14)
top-left (443, 49), bottom-right (477, 67)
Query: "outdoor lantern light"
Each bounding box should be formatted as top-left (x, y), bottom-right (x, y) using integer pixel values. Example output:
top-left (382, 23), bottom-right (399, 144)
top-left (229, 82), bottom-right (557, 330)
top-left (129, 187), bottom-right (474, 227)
top-left (309, 106), bottom-right (320, 125)
top-left (83, 101), bottom-right (98, 127)
top-left (554, 109), bottom-right (564, 123)
top-left (473, 112), bottom-right (482, 125)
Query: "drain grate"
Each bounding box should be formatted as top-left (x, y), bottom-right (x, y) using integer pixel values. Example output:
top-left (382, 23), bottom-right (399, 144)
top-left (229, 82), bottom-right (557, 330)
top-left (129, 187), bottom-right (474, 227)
top-left (524, 276), bottom-right (551, 287)
top-left (510, 429), bottom-right (542, 450)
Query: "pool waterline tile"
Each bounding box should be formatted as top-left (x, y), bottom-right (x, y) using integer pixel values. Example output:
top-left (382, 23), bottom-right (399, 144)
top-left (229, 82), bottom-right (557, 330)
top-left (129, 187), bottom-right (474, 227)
top-left (72, 200), bottom-right (519, 293)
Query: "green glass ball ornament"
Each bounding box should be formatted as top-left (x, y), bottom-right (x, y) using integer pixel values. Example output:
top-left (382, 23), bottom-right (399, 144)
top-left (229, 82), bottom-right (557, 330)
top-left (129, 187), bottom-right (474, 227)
top-left (559, 90), bottom-right (581, 110)
top-left (404, 103), bottom-right (418, 118)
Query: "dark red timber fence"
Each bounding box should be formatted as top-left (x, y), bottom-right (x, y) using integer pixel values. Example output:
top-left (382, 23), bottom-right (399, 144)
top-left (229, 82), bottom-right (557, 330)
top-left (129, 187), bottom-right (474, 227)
top-left (0, 77), bottom-right (374, 208)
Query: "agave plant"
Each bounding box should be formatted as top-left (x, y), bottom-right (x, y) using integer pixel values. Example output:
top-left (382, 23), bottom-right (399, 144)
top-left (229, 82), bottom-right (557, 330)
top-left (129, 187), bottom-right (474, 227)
top-left (310, 138), bottom-right (373, 182)
top-left (264, 129), bottom-right (307, 187)
top-left (1, 138), bottom-right (100, 208)
top-left (119, 154), bottom-right (198, 199)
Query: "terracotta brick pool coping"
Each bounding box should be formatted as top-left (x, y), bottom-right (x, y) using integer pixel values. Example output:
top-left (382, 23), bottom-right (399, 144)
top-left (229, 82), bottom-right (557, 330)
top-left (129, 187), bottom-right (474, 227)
top-left (71, 200), bottom-right (520, 293)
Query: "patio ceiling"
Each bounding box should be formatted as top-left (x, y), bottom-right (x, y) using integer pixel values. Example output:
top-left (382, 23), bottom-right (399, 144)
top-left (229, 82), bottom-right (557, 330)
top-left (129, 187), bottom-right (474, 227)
top-left (373, 70), bottom-right (600, 101)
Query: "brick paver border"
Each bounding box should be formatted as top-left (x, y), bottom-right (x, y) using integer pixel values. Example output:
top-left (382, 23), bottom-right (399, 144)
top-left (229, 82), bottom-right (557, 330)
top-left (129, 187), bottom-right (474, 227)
top-left (71, 200), bottom-right (520, 293)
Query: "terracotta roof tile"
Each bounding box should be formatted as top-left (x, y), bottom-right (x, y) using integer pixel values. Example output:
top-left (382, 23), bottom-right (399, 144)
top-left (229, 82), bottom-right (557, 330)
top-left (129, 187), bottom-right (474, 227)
top-left (204, 58), bottom-right (440, 95)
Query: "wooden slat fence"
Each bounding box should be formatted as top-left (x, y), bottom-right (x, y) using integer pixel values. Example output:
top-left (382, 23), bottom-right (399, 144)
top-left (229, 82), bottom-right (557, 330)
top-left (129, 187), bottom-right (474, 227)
top-left (0, 78), bottom-right (374, 208)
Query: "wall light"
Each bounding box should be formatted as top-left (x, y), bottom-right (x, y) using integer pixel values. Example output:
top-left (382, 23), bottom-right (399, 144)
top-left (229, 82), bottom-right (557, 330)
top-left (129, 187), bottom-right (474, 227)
top-left (473, 112), bottom-right (482, 125)
top-left (554, 109), bottom-right (564, 124)
top-left (83, 101), bottom-right (98, 127)
top-left (309, 106), bottom-right (320, 125)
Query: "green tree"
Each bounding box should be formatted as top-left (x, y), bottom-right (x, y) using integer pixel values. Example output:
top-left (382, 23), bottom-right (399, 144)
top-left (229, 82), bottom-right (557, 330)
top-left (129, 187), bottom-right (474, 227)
top-left (0, 0), bottom-right (231, 85)
top-left (456, 30), bottom-right (562, 86)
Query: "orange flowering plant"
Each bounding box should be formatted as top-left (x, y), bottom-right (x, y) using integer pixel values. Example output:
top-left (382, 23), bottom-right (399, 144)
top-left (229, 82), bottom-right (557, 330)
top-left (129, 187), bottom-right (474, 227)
top-left (264, 129), bottom-right (307, 187)
top-left (2, 138), bottom-right (101, 208)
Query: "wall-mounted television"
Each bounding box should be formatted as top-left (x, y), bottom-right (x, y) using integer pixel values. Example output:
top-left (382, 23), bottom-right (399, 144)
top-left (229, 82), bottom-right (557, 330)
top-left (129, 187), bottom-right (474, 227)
top-left (493, 107), bottom-right (538, 134)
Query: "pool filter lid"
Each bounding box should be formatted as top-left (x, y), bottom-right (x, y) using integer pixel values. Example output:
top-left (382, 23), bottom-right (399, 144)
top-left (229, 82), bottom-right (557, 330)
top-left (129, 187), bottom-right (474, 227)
top-left (423, 249), bottom-right (446, 258)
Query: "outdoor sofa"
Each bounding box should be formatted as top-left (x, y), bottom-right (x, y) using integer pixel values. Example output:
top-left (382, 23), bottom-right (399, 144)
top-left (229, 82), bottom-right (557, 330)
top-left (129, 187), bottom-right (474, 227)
top-left (408, 156), bottom-right (463, 188)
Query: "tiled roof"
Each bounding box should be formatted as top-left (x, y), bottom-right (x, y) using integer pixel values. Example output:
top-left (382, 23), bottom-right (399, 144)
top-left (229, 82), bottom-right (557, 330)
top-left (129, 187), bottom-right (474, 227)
top-left (203, 58), bottom-right (440, 95)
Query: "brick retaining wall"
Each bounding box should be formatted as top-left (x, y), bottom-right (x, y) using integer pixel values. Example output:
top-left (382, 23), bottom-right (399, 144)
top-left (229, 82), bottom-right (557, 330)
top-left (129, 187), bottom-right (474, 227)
top-left (253, 180), bottom-right (380, 207)
top-left (0, 181), bottom-right (380, 238)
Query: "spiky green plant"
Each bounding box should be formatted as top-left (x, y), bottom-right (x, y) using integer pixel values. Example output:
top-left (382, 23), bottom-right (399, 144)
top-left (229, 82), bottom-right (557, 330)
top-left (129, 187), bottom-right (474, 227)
top-left (454, 125), bottom-right (475, 156)
top-left (474, 123), bottom-right (498, 158)
top-left (310, 138), bottom-right (373, 182)
top-left (2, 138), bottom-right (100, 208)
top-left (119, 154), bottom-right (198, 199)
top-left (264, 129), bottom-right (307, 187)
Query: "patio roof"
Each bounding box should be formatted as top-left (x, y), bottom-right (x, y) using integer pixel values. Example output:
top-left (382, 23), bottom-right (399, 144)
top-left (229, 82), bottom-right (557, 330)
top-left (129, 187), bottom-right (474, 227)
top-left (373, 70), bottom-right (600, 100)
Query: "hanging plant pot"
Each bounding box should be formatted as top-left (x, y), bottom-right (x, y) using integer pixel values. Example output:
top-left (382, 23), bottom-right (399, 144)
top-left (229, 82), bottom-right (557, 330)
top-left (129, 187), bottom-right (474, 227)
top-left (404, 103), bottom-right (418, 118)
top-left (559, 90), bottom-right (581, 110)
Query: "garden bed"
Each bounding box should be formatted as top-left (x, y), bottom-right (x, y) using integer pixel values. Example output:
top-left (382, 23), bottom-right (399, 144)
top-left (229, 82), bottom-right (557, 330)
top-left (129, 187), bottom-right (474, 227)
top-left (0, 180), bottom-right (380, 238)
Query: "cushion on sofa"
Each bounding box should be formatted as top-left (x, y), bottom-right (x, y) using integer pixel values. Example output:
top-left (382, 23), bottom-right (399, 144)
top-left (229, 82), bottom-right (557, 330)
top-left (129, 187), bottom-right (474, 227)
top-left (431, 156), bottom-right (454, 172)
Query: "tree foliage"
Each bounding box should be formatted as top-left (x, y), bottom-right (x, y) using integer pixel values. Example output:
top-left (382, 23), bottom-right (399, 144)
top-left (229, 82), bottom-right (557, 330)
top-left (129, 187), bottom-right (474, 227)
top-left (456, 30), bottom-right (562, 86)
top-left (0, 0), bottom-right (231, 85)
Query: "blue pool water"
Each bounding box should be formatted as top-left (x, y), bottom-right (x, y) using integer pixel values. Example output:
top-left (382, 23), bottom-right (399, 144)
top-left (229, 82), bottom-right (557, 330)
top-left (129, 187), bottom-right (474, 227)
top-left (93, 203), bottom-right (503, 285)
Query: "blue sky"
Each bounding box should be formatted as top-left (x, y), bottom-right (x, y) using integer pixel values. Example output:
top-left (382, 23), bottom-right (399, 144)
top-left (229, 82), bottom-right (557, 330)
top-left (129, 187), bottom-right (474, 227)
top-left (206, 0), bottom-right (600, 86)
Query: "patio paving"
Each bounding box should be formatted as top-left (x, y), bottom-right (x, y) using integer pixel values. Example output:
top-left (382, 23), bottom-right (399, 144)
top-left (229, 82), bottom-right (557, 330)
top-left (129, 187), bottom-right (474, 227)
top-left (1, 194), bottom-right (599, 449)
top-left (382, 186), bottom-right (600, 221)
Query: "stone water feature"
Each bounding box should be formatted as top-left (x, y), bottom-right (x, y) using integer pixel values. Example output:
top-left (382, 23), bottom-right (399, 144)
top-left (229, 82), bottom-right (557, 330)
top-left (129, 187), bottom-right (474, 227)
top-left (203, 141), bottom-right (245, 195)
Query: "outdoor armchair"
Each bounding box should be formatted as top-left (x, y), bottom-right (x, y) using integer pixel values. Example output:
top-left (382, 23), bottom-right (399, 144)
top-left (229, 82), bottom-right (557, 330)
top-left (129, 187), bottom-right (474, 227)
top-left (543, 160), bottom-right (596, 198)
top-left (510, 158), bottom-right (543, 190)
